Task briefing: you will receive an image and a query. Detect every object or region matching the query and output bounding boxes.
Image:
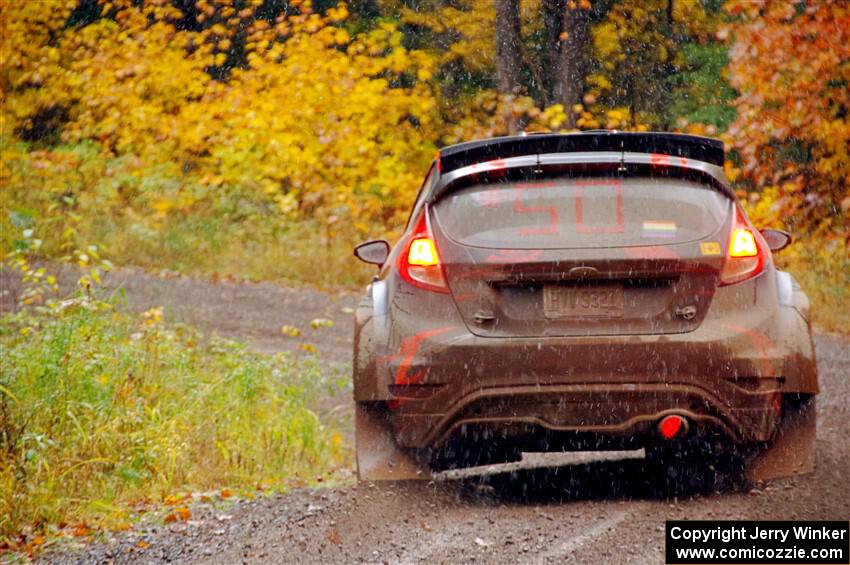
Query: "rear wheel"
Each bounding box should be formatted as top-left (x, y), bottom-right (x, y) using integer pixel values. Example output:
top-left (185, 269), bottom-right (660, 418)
top-left (645, 440), bottom-right (742, 495)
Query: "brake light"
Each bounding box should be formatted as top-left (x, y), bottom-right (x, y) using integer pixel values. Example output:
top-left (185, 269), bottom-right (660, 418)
top-left (408, 238), bottom-right (439, 266)
top-left (398, 209), bottom-right (449, 293)
top-left (729, 228), bottom-right (758, 257)
top-left (720, 208), bottom-right (768, 285)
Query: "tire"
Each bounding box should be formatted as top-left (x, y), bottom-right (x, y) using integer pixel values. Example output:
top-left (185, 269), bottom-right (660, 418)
top-left (645, 441), bottom-right (741, 495)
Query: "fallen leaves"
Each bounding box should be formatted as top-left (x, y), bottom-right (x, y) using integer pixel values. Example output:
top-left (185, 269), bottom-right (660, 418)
top-left (309, 317), bottom-right (334, 329)
top-left (327, 528), bottom-right (342, 545)
top-left (71, 523), bottom-right (92, 537)
top-left (280, 325), bottom-right (301, 337)
top-left (164, 507), bottom-right (192, 523)
top-left (164, 494), bottom-right (186, 506)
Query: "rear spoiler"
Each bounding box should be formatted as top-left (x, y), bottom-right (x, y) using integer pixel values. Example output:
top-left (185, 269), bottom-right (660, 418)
top-left (437, 132), bottom-right (725, 174)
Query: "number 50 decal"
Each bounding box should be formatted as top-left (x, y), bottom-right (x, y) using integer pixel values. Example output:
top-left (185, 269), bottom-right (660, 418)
top-left (510, 179), bottom-right (624, 236)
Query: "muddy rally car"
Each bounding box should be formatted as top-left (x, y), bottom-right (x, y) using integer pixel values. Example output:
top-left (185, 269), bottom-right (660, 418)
top-left (352, 131), bottom-right (818, 483)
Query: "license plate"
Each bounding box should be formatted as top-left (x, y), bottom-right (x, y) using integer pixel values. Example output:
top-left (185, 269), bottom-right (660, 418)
top-left (543, 284), bottom-right (624, 318)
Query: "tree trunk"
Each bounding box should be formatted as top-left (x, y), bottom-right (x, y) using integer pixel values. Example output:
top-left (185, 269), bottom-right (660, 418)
top-left (553, 4), bottom-right (589, 129)
top-left (495, 0), bottom-right (522, 133)
top-left (541, 0), bottom-right (565, 106)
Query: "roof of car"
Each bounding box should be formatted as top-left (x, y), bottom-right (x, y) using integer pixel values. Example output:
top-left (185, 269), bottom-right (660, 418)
top-left (437, 131), bottom-right (725, 173)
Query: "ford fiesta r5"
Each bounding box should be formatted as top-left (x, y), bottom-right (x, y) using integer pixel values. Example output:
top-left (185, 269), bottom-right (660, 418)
top-left (351, 131), bottom-right (818, 482)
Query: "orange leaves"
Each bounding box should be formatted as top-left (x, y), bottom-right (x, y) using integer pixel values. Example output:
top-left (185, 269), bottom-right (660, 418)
top-left (163, 494), bottom-right (186, 506)
top-left (399, 0), bottom-right (495, 73)
top-left (442, 91), bottom-right (568, 144)
top-left (163, 495), bottom-right (192, 523)
top-left (184, 13), bottom-right (438, 226)
top-left (164, 507), bottom-right (191, 523)
top-left (725, 0), bottom-right (850, 240)
top-left (71, 523), bottom-right (92, 537)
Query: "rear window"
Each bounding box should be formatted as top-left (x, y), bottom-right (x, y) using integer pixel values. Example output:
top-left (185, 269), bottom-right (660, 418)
top-left (433, 177), bottom-right (729, 249)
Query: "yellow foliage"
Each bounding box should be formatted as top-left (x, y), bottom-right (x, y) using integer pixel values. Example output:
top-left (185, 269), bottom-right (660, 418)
top-left (592, 22), bottom-right (620, 59)
top-left (1, 1), bottom-right (439, 233)
top-left (389, 0), bottom-right (543, 77)
top-left (399, 0), bottom-right (495, 73)
top-left (441, 91), bottom-right (568, 143)
top-left (585, 0), bottom-right (721, 130)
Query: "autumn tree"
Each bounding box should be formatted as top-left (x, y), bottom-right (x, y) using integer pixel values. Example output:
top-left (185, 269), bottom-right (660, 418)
top-left (371, 0), bottom-right (570, 139)
top-left (544, 0), bottom-right (590, 127)
top-left (495, 0), bottom-right (591, 127)
top-left (495, 0), bottom-right (523, 95)
top-left (495, 0), bottom-right (523, 132)
top-left (725, 0), bottom-right (849, 243)
top-left (577, 0), bottom-right (732, 131)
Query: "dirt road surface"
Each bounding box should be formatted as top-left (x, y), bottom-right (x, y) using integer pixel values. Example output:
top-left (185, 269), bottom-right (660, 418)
top-left (7, 267), bottom-right (847, 565)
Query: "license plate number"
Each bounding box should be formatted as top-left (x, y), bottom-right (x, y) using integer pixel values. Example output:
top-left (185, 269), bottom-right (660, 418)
top-left (543, 284), bottom-right (624, 318)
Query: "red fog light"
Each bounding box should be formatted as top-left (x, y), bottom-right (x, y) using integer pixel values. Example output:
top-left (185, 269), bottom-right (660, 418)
top-left (658, 415), bottom-right (687, 440)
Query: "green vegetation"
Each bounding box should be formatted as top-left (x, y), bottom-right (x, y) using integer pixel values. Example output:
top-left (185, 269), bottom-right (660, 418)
top-left (0, 260), bottom-right (347, 549)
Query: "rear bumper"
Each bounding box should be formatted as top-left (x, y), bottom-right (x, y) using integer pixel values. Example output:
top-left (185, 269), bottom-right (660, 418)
top-left (381, 308), bottom-right (814, 451)
top-left (390, 382), bottom-right (781, 449)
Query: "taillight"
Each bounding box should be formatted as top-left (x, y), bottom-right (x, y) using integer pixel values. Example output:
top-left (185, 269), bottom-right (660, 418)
top-left (408, 238), bottom-right (439, 267)
top-left (398, 209), bottom-right (449, 293)
top-left (720, 208), bottom-right (768, 285)
top-left (729, 228), bottom-right (758, 257)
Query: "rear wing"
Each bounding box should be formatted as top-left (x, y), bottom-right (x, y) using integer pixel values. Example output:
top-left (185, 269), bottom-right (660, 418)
top-left (430, 132), bottom-right (731, 202)
top-left (437, 132), bottom-right (724, 174)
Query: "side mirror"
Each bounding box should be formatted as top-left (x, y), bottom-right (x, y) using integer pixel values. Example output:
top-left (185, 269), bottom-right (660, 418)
top-left (760, 228), bottom-right (792, 252)
top-left (354, 240), bottom-right (390, 266)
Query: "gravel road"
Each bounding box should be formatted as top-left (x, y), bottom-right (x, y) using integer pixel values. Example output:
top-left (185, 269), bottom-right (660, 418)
top-left (8, 267), bottom-right (847, 565)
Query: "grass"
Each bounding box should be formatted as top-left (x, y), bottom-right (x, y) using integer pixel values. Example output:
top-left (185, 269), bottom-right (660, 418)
top-left (84, 215), bottom-right (377, 289)
top-left (0, 282), bottom-right (348, 553)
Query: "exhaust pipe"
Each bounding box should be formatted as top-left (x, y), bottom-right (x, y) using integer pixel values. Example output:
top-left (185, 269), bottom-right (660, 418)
top-left (658, 414), bottom-right (689, 440)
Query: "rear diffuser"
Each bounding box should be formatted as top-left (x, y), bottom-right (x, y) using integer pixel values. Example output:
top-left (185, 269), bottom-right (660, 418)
top-left (355, 402), bottom-right (429, 481)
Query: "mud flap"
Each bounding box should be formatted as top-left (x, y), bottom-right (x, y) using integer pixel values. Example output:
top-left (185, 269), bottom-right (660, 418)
top-left (745, 396), bottom-right (816, 482)
top-left (355, 402), bottom-right (429, 481)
